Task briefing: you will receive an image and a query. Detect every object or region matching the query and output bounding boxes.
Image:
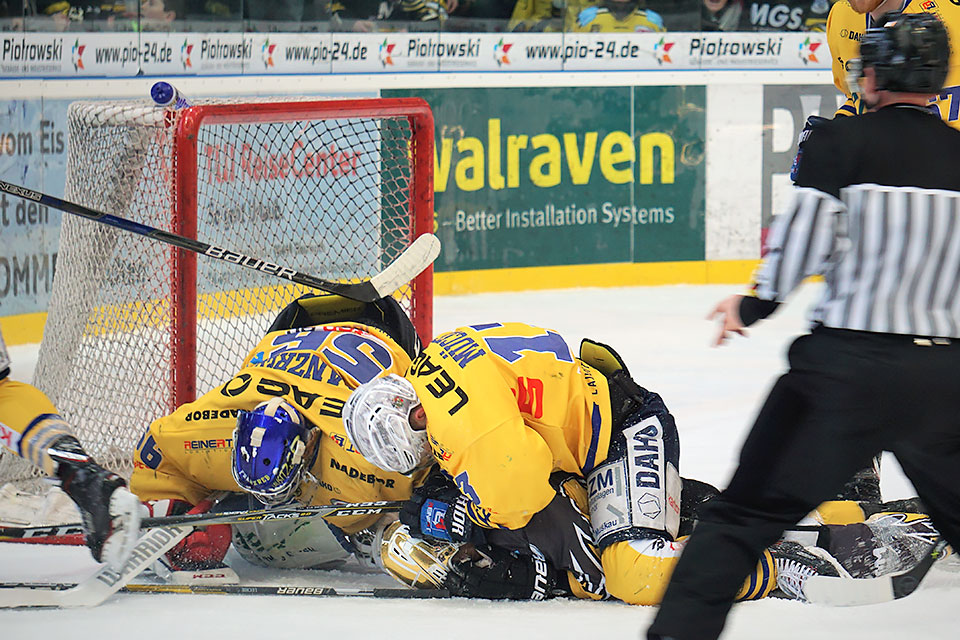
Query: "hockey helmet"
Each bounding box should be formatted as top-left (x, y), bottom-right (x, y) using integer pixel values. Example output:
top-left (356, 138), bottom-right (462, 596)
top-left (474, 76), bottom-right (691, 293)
top-left (232, 398), bottom-right (311, 505)
top-left (342, 374), bottom-right (430, 475)
top-left (858, 12), bottom-right (949, 94)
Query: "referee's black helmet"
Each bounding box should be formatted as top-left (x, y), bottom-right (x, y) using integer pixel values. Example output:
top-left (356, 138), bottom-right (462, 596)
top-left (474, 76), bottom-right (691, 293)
top-left (860, 12), bottom-right (950, 94)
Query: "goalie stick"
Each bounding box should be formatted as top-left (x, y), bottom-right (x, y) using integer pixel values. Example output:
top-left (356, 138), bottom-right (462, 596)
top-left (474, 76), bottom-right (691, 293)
top-left (0, 179), bottom-right (440, 303)
top-left (802, 537), bottom-right (950, 606)
top-left (0, 525), bottom-right (189, 608)
top-left (1, 500), bottom-right (405, 542)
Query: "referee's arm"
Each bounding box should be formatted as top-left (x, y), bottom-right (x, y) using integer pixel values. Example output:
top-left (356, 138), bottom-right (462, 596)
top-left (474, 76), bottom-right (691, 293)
top-left (738, 122), bottom-right (848, 328)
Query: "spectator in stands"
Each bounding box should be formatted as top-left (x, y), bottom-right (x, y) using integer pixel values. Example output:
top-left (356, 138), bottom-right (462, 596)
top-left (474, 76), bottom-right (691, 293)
top-left (508, 0), bottom-right (569, 32)
top-left (567, 0), bottom-right (666, 32)
top-left (330, 0), bottom-right (450, 32)
top-left (0, 1), bottom-right (24, 30)
top-left (445, 0), bottom-right (514, 31)
top-left (245, 0), bottom-right (324, 26)
top-left (702, 0), bottom-right (745, 31)
top-left (129, 0), bottom-right (184, 28)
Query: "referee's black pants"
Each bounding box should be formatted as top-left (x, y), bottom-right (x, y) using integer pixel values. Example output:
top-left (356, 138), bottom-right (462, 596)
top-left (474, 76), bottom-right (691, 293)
top-left (649, 326), bottom-right (960, 640)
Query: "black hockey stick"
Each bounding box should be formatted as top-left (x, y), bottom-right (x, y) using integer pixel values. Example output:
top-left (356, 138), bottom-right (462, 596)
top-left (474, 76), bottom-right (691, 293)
top-left (0, 500), bottom-right (405, 542)
top-left (0, 180), bottom-right (440, 303)
top-left (122, 583), bottom-right (451, 599)
top-left (803, 536), bottom-right (950, 606)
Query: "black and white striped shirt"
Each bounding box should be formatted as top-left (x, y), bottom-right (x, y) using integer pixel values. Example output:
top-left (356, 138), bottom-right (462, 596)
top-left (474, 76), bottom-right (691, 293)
top-left (747, 104), bottom-right (960, 338)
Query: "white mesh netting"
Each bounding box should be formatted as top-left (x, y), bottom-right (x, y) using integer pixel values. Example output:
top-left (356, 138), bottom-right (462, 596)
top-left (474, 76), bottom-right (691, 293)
top-left (0, 97), bottom-right (429, 498)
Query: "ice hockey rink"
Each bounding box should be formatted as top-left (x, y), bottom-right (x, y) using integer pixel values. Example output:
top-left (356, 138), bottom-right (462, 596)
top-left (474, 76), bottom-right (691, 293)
top-left (3, 283), bottom-right (959, 639)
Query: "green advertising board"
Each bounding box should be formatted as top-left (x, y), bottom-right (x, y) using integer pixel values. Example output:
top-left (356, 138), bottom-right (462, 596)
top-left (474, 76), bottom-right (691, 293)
top-left (385, 86), bottom-right (706, 273)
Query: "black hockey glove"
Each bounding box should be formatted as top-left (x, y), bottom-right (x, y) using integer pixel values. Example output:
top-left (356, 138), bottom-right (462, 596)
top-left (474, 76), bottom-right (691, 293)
top-left (445, 543), bottom-right (561, 600)
top-left (400, 467), bottom-right (485, 544)
top-left (790, 114), bottom-right (830, 182)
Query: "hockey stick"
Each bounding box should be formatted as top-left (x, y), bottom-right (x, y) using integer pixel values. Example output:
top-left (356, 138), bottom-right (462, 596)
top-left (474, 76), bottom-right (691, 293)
top-left (0, 525), bottom-right (190, 608)
top-left (0, 180), bottom-right (440, 303)
top-left (0, 500), bottom-right (405, 542)
top-left (123, 583), bottom-right (451, 599)
top-left (802, 537), bottom-right (950, 606)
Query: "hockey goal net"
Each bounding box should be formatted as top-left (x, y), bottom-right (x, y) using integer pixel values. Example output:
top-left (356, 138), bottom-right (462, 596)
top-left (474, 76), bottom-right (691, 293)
top-left (0, 96), bottom-right (434, 500)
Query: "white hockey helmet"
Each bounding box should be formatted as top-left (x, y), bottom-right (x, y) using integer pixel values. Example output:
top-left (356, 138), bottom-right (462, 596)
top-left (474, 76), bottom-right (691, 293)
top-left (342, 373), bottom-right (430, 474)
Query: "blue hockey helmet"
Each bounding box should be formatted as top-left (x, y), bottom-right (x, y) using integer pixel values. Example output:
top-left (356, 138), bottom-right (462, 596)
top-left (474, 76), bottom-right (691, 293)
top-left (232, 398), bottom-right (311, 506)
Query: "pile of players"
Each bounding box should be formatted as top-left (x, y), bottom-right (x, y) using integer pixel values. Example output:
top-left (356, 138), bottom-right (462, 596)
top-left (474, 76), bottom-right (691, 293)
top-left (1, 289), bottom-right (943, 604)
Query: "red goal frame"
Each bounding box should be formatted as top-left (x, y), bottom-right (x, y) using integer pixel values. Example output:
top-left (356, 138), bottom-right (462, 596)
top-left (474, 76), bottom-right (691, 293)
top-left (169, 97), bottom-right (435, 409)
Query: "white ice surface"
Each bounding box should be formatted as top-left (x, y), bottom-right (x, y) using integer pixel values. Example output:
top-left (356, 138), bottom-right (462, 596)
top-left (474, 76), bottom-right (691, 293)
top-left (3, 284), bottom-right (959, 639)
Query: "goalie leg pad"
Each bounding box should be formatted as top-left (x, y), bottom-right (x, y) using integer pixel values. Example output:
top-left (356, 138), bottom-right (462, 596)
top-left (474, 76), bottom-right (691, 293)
top-left (588, 411), bottom-right (682, 548)
top-left (602, 537), bottom-right (683, 606)
top-left (232, 516), bottom-right (351, 569)
top-left (602, 537), bottom-right (775, 605)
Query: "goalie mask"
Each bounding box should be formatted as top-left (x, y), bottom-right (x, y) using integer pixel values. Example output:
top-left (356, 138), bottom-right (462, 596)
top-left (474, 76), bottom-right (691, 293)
top-left (232, 398), bottom-right (311, 506)
top-left (342, 374), bottom-right (430, 475)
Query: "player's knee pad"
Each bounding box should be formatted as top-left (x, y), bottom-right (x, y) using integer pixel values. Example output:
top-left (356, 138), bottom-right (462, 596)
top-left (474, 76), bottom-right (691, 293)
top-left (587, 409), bottom-right (681, 548)
top-left (735, 548), bottom-right (776, 601)
top-left (601, 537), bottom-right (683, 605)
top-left (378, 521), bottom-right (459, 589)
top-left (232, 517), bottom-right (352, 569)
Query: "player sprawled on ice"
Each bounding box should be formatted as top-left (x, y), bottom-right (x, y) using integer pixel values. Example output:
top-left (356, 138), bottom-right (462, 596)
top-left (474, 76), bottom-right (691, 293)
top-left (129, 293), bottom-right (435, 578)
top-left (343, 322), bottom-right (945, 603)
top-left (0, 331), bottom-right (142, 569)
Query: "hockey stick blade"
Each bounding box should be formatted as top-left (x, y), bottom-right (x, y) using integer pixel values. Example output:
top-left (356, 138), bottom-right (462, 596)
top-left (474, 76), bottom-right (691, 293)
top-left (0, 526), bottom-right (190, 608)
top-left (0, 500), bottom-right (404, 541)
top-left (123, 583), bottom-right (451, 599)
top-left (0, 180), bottom-right (440, 303)
top-left (803, 537), bottom-right (950, 606)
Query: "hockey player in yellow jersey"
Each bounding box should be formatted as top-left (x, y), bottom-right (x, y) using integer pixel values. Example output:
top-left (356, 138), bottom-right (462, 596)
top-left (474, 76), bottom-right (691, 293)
top-left (130, 293), bottom-right (428, 573)
top-left (568, 0), bottom-right (666, 32)
top-left (827, 0), bottom-right (960, 127)
top-left (0, 331), bottom-right (142, 569)
top-left (343, 322), bottom-right (780, 605)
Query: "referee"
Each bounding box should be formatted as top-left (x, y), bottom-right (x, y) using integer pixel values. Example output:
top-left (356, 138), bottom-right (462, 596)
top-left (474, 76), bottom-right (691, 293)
top-left (649, 13), bottom-right (960, 640)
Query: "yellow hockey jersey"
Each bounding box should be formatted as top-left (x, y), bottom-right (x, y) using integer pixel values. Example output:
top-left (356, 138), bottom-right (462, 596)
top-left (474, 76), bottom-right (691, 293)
top-left (131, 322), bottom-right (418, 534)
top-left (827, 0), bottom-right (960, 128)
top-left (407, 322), bottom-right (613, 530)
top-left (568, 4), bottom-right (666, 33)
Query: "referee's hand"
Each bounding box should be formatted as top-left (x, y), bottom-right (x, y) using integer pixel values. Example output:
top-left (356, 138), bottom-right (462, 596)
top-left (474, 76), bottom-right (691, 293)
top-left (708, 295), bottom-right (747, 346)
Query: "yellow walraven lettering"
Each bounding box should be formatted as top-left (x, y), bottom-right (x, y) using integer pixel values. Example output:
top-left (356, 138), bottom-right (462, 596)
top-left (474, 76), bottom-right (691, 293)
top-left (488, 119), bottom-right (505, 191)
top-left (600, 131), bottom-right (634, 184)
top-left (529, 134), bottom-right (561, 188)
top-left (640, 133), bottom-right (675, 185)
top-left (434, 137), bottom-right (454, 192)
top-left (456, 137), bottom-right (485, 192)
top-left (563, 132), bottom-right (597, 185)
top-left (506, 134), bottom-right (529, 189)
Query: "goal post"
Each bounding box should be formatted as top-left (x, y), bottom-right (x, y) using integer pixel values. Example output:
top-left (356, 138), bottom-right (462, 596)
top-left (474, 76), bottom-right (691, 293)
top-left (0, 96), bottom-right (434, 492)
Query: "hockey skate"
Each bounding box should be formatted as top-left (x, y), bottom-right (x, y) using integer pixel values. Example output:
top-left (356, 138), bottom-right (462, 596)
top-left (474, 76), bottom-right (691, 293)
top-left (51, 437), bottom-right (142, 570)
top-left (769, 540), bottom-right (842, 601)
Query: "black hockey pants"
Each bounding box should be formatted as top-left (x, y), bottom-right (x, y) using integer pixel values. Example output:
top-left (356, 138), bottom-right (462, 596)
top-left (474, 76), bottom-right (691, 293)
top-left (649, 326), bottom-right (960, 640)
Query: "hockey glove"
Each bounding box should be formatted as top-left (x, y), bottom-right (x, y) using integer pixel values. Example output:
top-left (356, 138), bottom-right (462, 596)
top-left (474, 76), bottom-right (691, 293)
top-left (145, 498), bottom-right (232, 570)
top-left (400, 467), bottom-right (485, 545)
top-left (445, 543), bottom-right (560, 600)
top-left (790, 114), bottom-right (830, 182)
